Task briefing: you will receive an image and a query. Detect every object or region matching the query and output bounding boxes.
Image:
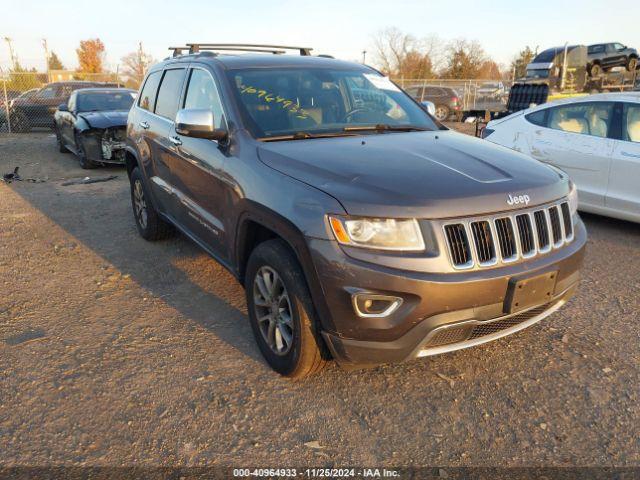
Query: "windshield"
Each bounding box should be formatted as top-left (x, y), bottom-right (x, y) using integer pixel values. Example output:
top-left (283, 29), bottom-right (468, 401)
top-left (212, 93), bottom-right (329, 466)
top-left (226, 67), bottom-right (439, 138)
top-left (77, 91), bottom-right (135, 112)
top-left (526, 69), bottom-right (550, 79)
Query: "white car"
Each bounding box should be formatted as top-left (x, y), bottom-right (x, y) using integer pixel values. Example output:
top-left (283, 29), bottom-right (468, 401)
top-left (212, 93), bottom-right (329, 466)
top-left (484, 93), bottom-right (640, 223)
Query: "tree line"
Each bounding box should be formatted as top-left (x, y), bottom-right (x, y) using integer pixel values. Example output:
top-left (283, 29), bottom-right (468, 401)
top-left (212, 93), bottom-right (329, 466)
top-left (372, 27), bottom-right (536, 81)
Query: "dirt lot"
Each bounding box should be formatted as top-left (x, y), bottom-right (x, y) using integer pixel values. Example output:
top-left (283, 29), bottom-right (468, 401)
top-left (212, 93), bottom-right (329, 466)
top-left (1, 129), bottom-right (639, 469)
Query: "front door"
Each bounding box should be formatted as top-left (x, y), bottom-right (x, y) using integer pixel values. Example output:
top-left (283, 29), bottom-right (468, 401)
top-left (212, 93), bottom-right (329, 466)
top-left (164, 67), bottom-right (231, 262)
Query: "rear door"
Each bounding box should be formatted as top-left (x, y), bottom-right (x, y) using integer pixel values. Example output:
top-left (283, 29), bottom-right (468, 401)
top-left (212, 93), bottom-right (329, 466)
top-left (608, 102), bottom-right (640, 218)
top-left (163, 66), bottom-right (231, 261)
top-left (528, 101), bottom-right (616, 208)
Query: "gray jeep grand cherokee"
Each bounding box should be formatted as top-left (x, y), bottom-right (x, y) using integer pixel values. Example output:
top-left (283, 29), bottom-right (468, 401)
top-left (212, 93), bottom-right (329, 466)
top-left (125, 44), bottom-right (586, 377)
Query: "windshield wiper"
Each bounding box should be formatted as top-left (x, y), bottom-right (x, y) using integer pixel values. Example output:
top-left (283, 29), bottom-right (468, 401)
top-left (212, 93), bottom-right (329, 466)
top-left (342, 124), bottom-right (429, 133)
top-left (260, 131), bottom-right (360, 142)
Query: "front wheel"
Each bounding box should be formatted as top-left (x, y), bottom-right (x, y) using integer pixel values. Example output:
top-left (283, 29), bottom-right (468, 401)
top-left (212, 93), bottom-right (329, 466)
top-left (55, 127), bottom-right (69, 153)
top-left (589, 63), bottom-right (602, 77)
top-left (75, 135), bottom-right (96, 169)
top-left (245, 239), bottom-right (328, 378)
top-left (627, 57), bottom-right (638, 72)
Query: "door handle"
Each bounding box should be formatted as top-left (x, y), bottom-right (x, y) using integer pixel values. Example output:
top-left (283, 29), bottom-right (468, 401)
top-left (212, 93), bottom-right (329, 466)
top-left (168, 136), bottom-right (182, 146)
top-left (139, 121), bottom-right (149, 130)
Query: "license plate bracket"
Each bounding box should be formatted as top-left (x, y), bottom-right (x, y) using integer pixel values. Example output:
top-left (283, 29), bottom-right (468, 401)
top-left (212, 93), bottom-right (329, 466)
top-left (504, 271), bottom-right (558, 314)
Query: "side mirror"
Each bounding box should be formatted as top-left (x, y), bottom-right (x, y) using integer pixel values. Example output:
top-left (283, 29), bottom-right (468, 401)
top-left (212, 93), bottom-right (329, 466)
top-left (175, 108), bottom-right (227, 141)
top-left (58, 103), bottom-right (69, 112)
top-left (421, 100), bottom-right (436, 117)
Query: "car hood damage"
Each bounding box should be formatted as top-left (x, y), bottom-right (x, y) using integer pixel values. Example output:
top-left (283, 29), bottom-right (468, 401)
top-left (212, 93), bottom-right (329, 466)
top-left (78, 110), bottom-right (129, 129)
top-left (257, 130), bottom-right (569, 218)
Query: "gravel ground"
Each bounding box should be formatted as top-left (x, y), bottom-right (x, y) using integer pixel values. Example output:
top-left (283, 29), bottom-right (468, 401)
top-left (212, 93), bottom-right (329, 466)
top-left (0, 130), bottom-right (639, 469)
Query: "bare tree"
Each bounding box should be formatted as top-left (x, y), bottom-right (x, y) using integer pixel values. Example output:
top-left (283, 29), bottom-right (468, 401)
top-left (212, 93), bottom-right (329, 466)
top-left (121, 42), bottom-right (155, 87)
top-left (371, 27), bottom-right (443, 78)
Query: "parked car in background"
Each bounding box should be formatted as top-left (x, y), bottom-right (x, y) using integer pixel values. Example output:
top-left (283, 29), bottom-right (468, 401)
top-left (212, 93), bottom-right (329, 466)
top-left (483, 93), bottom-right (640, 223)
top-left (405, 85), bottom-right (461, 121)
top-left (125, 44), bottom-right (585, 377)
top-left (9, 81), bottom-right (118, 132)
top-left (477, 82), bottom-right (506, 99)
top-left (587, 43), bottom-right (638, 76)
top-left (54, 88), bottom-right (136, 169)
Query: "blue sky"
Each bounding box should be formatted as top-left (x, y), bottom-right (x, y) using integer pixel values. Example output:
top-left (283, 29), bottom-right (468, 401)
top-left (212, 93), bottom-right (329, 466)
top-left (1, 0), bottom-right (639, 72)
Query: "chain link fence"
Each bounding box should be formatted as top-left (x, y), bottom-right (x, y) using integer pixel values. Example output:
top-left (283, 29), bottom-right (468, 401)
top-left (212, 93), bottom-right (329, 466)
top-left (392, 78), bottom-right (513, 120)
top-left (1, 71), bottom-right (136, 133)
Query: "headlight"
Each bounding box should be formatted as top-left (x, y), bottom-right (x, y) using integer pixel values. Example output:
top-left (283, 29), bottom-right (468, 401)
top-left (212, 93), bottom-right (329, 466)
top-left (568, 181), bottom-right (578, 215)
top-left (328, 216), bottom-right (425, 251)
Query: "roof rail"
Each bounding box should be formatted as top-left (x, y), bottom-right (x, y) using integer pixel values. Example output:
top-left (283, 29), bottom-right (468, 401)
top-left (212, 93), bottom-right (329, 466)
top-left (168, 43), bottom-right (313, 57)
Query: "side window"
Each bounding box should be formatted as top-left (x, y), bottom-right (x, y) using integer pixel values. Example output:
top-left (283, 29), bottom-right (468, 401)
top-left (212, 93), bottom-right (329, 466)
top-left (547, 102), bottom-right (614, 138)
top-left (154, 69), bottom-right (186, 120)
top-left (525, 109), bottom-right (547, 127)
top-left (623, 103), bottom-right (640, 143)
top-left (183, 69), bottom-right (225, 128)
top-left (138, 71), bottom-right (162, 112)
top-left (37, 86), bottom-right (57, 99)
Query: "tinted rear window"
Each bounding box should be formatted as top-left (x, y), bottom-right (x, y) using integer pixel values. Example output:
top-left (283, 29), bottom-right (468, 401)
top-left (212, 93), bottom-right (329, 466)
top-left (138, 71), bottom-right (161, 112)
top-left (155, 69), bottom-right (186, 120)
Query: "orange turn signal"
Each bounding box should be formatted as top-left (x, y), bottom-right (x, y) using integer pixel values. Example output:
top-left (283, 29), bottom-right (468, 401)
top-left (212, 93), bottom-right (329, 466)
top-left (329, 216), bottom-right (350, 244)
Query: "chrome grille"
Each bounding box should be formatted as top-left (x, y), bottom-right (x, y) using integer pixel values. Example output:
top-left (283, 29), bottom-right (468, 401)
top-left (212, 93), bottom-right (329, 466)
top-left (442, 199), bottom-right (574, 269)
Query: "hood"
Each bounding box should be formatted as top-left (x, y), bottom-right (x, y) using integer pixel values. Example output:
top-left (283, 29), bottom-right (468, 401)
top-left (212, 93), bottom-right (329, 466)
top-left (78, 110), bottom-right (128, 129)
top-left (257, 130), bottom-right (568, 219)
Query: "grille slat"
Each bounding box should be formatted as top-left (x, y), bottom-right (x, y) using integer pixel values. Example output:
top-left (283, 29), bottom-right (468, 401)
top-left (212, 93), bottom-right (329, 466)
top-left (560, 202), bottom-right (573, 238)
top-left (534, 210), bottom-right (550, 250)
top-left (495, 217), bottom-right (516, 260)
top-left (470, 221), bottom-right (496, 264)
top-left (444, 224), bottom-right (471, 267)
top-left (548, 206), bottom-right (562, 244)
top-left (516, 214), bottom-right (534, 255)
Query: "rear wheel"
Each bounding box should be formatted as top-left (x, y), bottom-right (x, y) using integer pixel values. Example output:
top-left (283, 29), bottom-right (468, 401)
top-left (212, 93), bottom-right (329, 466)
top-left (434, 105), bottom-right (450, 122)
top-left (627, 56), bottom-right (638, 72)
top-left (129, 167), bottom-right (175, 241)
top-left (245, 239), bottom-right (328, 378)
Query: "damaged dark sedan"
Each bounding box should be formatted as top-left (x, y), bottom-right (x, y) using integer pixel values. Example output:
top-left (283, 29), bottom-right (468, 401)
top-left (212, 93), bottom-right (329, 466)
top-left (54, 88), bottom-right (136, 169)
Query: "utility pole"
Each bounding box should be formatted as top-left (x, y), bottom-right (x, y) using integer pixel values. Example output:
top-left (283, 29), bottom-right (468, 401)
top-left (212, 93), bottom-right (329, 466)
top-left (42, 38), bottom-right (50, 81)
top-left (3, 37), bottom-right (17, 70)
top-left (362, 50), bottom-right (367, 64)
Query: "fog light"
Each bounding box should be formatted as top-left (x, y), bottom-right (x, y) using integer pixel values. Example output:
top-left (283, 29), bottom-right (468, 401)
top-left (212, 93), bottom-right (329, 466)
top-left (352, 293), bottom-right (403, 318)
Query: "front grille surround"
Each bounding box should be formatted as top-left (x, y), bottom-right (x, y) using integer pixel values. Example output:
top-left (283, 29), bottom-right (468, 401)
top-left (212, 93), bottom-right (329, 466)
top-left (441, 199), bottom-right (574, 270)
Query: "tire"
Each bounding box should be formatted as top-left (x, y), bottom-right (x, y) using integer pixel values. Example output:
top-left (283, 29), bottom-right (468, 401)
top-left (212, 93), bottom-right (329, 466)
top-left (245, 239), bottom-right (328, 378)
top-left (129, 167), bottom-right (175, 241)
top-left (434, 105), bottom-right (450, 122)
top-left (589, 63), bottom-right (602, 77)
top-left (76, 135), bottom-right (96, 169)
top-left (627, 56), bottom-right (638, 72)
top-left (55, 127), bottom-right (69, 153)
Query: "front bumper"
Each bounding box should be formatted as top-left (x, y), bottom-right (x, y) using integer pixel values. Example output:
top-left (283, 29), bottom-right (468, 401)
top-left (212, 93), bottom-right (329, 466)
top-left (307, 218), bottom-right (586, 368)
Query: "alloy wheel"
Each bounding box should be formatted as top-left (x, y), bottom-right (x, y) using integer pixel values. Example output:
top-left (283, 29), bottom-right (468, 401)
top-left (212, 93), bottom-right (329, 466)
top-left (253, 266), bottom-right (294, 355)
